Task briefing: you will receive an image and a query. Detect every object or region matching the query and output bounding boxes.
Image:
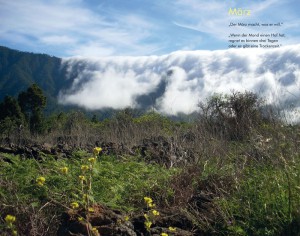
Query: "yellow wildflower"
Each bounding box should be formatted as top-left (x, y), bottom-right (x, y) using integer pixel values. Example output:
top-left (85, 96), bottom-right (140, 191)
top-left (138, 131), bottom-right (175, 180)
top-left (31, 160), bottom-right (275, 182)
top-left (88, 207), bottom-right (95, 213)
top-left (5, 214), bottom-right (16, 224)
top-left (124, 215), bottom-right (130, 221)
top-left (70, 202), bottom-right (79, 209)
top-left (60, 167), bottom-right (68, 174)
top-left (12, 230), bottom-right (18, 236)
top-left (92, 227), bottom-right (99, 236)
top-left (79, 175), bottom-right (86, 181)
top-left (144, 221), bottom-right (152, 231)
top-left (81, 165), bottom-right (89, 172)
top-left (152, 210), bottom-right (159, 216)
top-left (144, 196), bottom-right (153, 204)
top-left (93, 147), bottom-right (102, 155)
top-left (78, 217), bottom-right (84, 222)
top-left (88, 157), bottom-right (96, 163)
top-left (168, 226), bottom-right (176, 232)
top-left (36, 176), bottom-right (46, 186)
top-left (161, 233), bottom-right (168, 236)
top-left (144, 196), bottom-right (156, 207)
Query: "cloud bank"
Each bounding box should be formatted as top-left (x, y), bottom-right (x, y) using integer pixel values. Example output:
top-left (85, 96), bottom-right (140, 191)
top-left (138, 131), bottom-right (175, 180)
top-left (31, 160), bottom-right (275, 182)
top-left (59, 45), bottom-right (300, 119)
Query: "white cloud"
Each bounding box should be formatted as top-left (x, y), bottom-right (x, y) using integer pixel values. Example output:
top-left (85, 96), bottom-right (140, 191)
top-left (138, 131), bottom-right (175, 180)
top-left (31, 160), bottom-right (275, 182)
top-left (60, 55), bottom-right (162, 109)
top-left (59, 44), bottom-right (300, 120)
top-left (69, 43), bottom-right (116, 57)
top-left (40, 35), bottom-right (77, 45)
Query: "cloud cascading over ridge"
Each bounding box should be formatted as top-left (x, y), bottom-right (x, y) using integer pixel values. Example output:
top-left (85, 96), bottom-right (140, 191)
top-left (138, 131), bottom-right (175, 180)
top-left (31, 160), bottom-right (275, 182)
top-left (59, 45), bottom-right (300, 117)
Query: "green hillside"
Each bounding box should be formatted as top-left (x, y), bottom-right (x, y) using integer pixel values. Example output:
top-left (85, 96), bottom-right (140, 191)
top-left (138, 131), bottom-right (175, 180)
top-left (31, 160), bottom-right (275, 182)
top-left (0, 46), bottom-right (71, 113)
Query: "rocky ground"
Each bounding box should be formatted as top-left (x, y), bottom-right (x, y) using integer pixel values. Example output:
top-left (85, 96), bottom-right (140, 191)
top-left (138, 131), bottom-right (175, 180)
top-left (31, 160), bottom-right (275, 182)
top-left (57, 204), bottom-right (196, 236)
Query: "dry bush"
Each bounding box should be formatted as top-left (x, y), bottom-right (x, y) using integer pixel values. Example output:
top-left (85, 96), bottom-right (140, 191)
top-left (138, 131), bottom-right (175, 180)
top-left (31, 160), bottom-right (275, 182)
top-left (198, 91), bottom-right (264, 141)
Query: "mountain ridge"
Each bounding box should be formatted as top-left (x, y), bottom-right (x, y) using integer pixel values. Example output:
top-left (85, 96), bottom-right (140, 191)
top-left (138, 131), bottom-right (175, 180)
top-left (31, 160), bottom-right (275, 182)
top-left (0, 46), bottom-right (72, 113)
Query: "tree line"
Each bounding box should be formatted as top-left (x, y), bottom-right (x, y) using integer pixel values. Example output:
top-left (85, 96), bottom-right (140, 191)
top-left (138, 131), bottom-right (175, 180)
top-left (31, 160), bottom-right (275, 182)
top-left (0, 84), bottom-right (275, 149)
top-left (0, 84), bottom-right (46, 137)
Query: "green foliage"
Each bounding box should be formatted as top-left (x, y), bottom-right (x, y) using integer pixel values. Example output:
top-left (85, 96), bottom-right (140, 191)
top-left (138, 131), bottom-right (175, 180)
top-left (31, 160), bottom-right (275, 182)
top-left (0, 96), bottom-right (24, 125)
top-left (0, 46), bottom-right (69, 115)
top-left (1, 91), bottom-right (300, 235)
top-left (0, 152), bottom-right (176, 224)
top-left (0, 117), bottom-right (18, 139)
top-left (92, 155), bottom-right (176, 210)
top-left (0, 96), bottom-right (25, 139)
top-left (18, 84), bottom-right (46, 134)
top-left (134, 111), bottom-right (179, 135)
top-left (218, 159), bottom-right (300, 235)
top-left (18, 84), bottom-right (46, 114)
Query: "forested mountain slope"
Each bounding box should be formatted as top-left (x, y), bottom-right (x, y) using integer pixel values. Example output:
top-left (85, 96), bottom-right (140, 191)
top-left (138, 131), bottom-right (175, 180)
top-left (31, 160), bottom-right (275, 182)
top-left (0, 46), bottom-right (70, 112)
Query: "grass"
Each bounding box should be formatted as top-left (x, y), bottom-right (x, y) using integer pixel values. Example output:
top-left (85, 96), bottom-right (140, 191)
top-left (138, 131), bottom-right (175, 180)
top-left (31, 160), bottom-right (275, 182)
top-left (221, 160), bottom-right (300, 236)
top-left (1, 134), bottom-right (300, 235)
top-left (1, 139), bottom-right (300, 235)
top-left (0, 152), bottom-right (177, 235)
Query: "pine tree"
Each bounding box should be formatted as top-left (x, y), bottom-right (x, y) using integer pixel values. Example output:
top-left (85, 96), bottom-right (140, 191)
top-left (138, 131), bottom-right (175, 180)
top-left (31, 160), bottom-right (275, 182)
top-left (18, 84), bottom-right (46, 134)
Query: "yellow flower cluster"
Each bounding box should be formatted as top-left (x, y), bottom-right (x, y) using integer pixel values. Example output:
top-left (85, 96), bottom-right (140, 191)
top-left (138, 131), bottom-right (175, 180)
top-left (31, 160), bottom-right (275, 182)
top-left (70, 202), bottom-right (79, 209)
top-left (5, 214), bottom-right (17, 235)
top-left (88, 207), bottom-right (95, 213)
top-left (92, 227), bottom-right (99, 236)
top-left (161, 233), bottom-right (168, 236)
top-left (81, 165), bottom-right (89, 172)
top-left (5, 214), bottom-right (16, 224)
top-left (143, 197), bottom-right (161, 233)
top-left (144, 196), bottom-right (155, 208)
top-left (60, 167), bottom-right (68, 174)
top-left (56, 147), bottom-right (104, 235)
top-left (144, 220), bottom-right (152, 231)
top-left (88, 157), bottom-right (96, 163)
top-left (79, 175), bottom-right (86, 181)
top-left (36, 176), bottom-right (46, 186)
top-left (152, 210), bottom-right (160, 216)
top-left (93, 147), bottom-right (102, 156)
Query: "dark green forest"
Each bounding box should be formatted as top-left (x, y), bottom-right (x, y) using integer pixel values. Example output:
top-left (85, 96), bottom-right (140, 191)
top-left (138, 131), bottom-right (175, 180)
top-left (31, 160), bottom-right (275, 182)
top-left (0, 46), bottom-right (71, 113)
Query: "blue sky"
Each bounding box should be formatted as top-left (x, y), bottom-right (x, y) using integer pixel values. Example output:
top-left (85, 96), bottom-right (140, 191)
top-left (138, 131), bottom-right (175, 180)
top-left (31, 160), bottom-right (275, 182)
top-left (0, 0), bottom-right (300, 57)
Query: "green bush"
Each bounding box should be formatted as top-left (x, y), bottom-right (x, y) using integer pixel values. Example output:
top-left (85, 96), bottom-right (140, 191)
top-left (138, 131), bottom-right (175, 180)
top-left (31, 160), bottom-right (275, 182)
top-left (220, 161), bottom-right (300, 235)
